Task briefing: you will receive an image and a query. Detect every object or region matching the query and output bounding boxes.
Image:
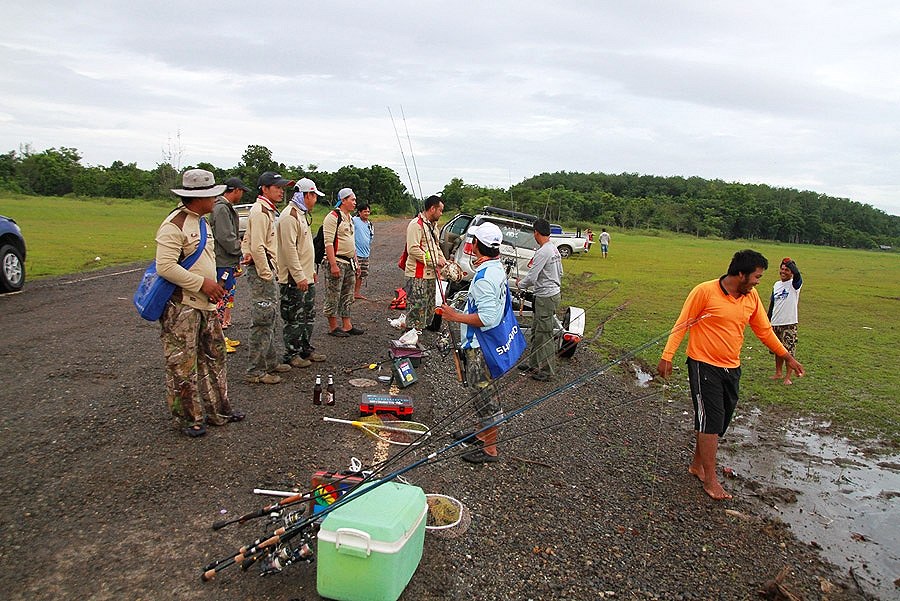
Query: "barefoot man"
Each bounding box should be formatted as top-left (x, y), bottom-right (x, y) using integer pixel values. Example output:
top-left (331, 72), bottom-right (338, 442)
top-left (657, 249), bottom-right (804, 500)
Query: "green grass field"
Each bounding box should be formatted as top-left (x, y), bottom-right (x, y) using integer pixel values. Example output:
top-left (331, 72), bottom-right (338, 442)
top-left (564, 230), bottom-right (899, 443)
top-left (3, 195), bottom-right (897, 441)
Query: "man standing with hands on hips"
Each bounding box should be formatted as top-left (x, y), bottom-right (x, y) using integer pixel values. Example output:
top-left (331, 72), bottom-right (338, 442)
top-left (657, 249), bottom-right (804, 500)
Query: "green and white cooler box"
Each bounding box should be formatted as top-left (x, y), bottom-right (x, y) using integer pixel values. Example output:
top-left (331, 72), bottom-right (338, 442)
top-left (317, 481), bottom-right (427, 601)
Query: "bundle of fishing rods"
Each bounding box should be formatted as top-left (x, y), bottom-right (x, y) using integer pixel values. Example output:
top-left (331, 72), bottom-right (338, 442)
top-left (200, 110), bottom-right (710, 581)
top-left (199, 295), bottom-right (708, 582)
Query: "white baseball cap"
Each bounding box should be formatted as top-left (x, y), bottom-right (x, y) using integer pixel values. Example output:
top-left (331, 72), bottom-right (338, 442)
top-left (470, 222), bottom-right (503, 248)
top-left (295, 177), bottom-right (325, 196)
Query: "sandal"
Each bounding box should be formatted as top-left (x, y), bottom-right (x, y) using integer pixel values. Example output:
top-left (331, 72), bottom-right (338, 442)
top-left (182, 423), bottom-right (207, 438)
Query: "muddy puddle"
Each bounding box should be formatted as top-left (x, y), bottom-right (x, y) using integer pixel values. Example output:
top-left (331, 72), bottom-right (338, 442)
top-left (722, 410), bottom-right (899, 599)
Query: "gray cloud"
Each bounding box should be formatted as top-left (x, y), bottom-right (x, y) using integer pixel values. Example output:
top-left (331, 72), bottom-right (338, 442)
top-left (1, 1), bottom-right (898, 214)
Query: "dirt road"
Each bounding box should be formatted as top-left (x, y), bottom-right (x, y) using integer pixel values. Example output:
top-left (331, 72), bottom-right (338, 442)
top-left (0, 219), bottom-right (868, 600)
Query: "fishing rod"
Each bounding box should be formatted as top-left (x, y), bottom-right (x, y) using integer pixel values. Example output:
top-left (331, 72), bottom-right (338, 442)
top-left (388, 106), bottom-right (466, 384)
top-left (400, 105), bottom-right (424, 201)
top-left (201, 292), bottom-right (618, 576)
top-left (447, 313), bottom-right (711, 450)
top-left (409, 387), bottom-right (665, 470)
top-left (388, 106), bottom-right (418, 208)
top-left (200, 314), bottom-right (703, 580)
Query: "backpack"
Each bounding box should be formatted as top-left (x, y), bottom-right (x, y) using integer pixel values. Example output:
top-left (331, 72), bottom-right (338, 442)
top-left (313, 210), bottom-right (342, 265)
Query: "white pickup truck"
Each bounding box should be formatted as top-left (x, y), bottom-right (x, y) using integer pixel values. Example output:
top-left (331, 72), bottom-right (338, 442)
top-left (439, 206), bottom-right (589, 268)
top-left (436, 206), bottom-right (587, 357)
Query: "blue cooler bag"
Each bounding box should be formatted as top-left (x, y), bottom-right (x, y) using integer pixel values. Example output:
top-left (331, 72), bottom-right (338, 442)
top-left (134, 219), bottom-right (206, 321)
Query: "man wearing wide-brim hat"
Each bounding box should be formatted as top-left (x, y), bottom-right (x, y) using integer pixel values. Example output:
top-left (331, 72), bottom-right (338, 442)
top-left (156, 169), bottom-right (245, 437)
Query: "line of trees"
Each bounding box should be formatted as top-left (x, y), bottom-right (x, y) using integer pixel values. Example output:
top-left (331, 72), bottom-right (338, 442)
top-left (441, 172), bottom-right (900, 250)
top-left (2, 145), bottom-right (897, 250)
top-left (0, 144), bottom-right (416, 215)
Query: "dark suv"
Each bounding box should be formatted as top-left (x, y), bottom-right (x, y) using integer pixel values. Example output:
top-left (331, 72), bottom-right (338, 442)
top-left (0, 215), bottom-right (26, 292)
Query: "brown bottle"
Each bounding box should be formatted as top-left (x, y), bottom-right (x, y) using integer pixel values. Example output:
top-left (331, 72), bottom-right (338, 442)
top-left (313, 375), bottom-right (322, 405)
top-left (324, 374), bottom-right (336, 406)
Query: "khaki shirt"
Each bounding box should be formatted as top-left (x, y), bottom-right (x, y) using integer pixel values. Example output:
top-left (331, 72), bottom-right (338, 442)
top-left (323, 209), bottom-right (356, 264)
top-left (155, 206), bottom-right (217, 311)
top-left (275, 204), bottom-right (315, 285)
top-left (240, 197), bottom-right (278, 281)
top-left (405, 215), bottom-right (444, 279)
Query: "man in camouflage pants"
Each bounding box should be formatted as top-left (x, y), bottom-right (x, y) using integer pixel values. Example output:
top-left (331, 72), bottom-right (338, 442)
top-left (241, 171), bottom-right (295, 384)
top-left (403, 195), bottom-right (446, 331)
top-left (323, 188), bottom-right (364, 336)
top-left (277, 178), bottom-right (328, 367)
top-left (156, 169), bottom-right (245, 437)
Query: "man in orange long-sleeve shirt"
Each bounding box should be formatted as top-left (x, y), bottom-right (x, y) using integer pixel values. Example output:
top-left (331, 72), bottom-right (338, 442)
top-left (657, 249), bottom-right (804, 500)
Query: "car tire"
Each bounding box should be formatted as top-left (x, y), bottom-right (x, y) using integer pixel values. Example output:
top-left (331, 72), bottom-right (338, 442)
top-left (557, 245), bottom-right (572, 258)
top-left (0, 244), bottom-right (25, 292)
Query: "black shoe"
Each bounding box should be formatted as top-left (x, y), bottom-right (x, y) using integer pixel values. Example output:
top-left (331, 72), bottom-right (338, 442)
top-left (182, 423), bottom-right (207, 438)
top-left (225, 411), bottom-right (246, 422)
top-left (328, 329), bottom-right (350, 337)
top-left (461, 448), bottom-right (499, 463)
top-left (450, 429), bottom-right (475, 441)
top-left (451, 430), bottom-right (483, 446)
top-left (531, 371), bottom-right (552, 382)
top-left (345, 327), bottom-right (366, 336)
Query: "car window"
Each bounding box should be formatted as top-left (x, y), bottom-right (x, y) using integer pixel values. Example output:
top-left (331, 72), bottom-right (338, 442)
top-left (447, 215), bottom-right (471, 236)
top-left (489, 219), bottom-right (538, 251)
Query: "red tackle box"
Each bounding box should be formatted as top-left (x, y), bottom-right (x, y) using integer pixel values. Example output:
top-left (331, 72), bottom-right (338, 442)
top-left (359, 393), bottom-right (414, 419)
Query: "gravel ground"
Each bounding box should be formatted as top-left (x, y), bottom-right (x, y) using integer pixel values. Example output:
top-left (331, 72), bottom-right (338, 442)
top-left (0, 218), bottom-right (871, 600)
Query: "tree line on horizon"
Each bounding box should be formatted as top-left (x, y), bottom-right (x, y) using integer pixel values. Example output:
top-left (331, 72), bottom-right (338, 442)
top-left (1, 144), bottom-right (897, 250)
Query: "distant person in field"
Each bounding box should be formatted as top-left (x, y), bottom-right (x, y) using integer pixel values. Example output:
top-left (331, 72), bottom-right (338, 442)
top-left (276, 177), bottom-right (328, 369)
top-left (241, 171), bottom-right (295, 384)
top-left (515, 218), bottom-right (563, 382)
top-left (657, 249), bottom-right (804, 500)
top-left (209, 176), bottom-right (251, 351)
top-left (323, 188), bottom-right (364, 336)
top-left (404, 195), bottom-right (446, 331)
top-left (599, 228), bottom-right (610, 258)
top-left (156, 169), bottom-right (244, 437)
top-left (352, 201), bottom-right (374, 300)
top-left (768, 257), bottom-right (803, 385)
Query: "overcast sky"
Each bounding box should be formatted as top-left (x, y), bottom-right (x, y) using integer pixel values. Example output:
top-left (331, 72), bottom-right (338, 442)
top-left (2, 1), bottom-right (899, 215)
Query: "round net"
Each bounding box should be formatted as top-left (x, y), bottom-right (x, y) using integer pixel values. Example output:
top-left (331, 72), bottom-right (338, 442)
top-left (425, 494), bottom-right (470, 538)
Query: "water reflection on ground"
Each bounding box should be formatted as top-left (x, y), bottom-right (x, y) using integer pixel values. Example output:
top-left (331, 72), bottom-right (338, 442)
top-left (723, 410), bottom-right (899, 600)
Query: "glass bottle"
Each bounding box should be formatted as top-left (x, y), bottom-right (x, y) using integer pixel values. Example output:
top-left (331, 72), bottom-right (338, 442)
top-left (325, 374), bottom-right (336, 406)
top-left (313, 374), bottom-right (322, 405)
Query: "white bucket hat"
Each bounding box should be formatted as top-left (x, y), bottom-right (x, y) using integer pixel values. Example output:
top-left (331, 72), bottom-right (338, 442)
top-left (171, 169), bottom-right (226, 198)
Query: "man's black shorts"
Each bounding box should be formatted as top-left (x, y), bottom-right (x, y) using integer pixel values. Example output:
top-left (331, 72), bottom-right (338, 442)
top-left (687, 358), bottom-right (741, 436)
